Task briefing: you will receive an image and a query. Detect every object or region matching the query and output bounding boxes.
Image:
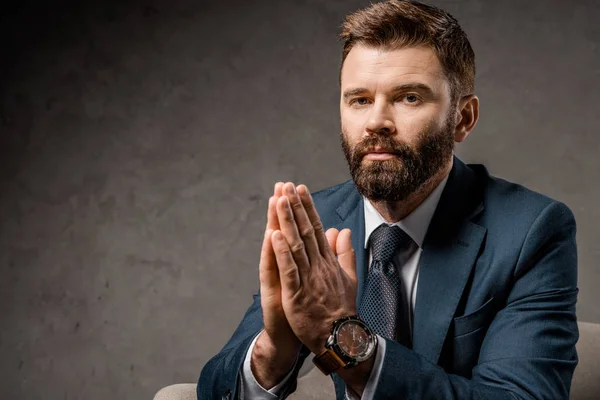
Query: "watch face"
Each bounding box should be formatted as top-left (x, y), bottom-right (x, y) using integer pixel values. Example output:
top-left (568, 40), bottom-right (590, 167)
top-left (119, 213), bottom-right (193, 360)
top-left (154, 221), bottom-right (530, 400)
top-left (337, 320), bottom-right (371, 358)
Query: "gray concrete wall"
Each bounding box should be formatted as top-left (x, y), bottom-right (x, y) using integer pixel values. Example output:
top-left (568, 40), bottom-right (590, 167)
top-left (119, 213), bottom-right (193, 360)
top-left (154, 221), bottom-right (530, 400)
top-left (1, 0), bottom-right (598, 398)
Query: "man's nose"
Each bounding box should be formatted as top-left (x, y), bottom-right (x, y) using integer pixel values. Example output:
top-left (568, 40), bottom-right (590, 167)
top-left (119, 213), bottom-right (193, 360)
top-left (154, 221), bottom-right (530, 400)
top-left (365, 103), bottom-right (396, 136)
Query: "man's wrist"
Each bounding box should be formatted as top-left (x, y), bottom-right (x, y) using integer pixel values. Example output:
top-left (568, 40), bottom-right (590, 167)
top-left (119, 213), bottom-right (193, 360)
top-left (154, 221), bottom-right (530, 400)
top-left (312, 315), bottom-right (378, 396)
top-left (313, 315), bottom-right (377, 373)
top-left (336, 347), bottom-right (377, 396)
top-left (250, 331), bottom-right (302, 390)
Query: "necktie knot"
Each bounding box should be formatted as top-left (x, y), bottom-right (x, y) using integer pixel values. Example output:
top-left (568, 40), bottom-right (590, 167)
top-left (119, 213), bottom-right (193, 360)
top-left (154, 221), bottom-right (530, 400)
top-left (369, 223), bottom-right (412, 266)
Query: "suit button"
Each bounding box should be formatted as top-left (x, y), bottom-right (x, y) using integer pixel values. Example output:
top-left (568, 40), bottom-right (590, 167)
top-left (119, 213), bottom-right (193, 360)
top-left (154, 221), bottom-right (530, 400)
top-left (221, 389), bottom-right (231, 400)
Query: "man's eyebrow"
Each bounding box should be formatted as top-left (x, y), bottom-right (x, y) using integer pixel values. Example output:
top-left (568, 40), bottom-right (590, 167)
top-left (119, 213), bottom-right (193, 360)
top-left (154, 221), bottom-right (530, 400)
top-left (342, 83), bottom-right (436, 100)
top-left (343, 88), bottom-right (369, 100)
top-left (391, 83), bottom-right (435, 96)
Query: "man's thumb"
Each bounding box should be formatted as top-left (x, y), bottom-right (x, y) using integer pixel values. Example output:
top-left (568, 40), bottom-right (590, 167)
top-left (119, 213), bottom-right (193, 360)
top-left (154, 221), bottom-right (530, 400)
top-left (336, 229), bottom-right (357, 283)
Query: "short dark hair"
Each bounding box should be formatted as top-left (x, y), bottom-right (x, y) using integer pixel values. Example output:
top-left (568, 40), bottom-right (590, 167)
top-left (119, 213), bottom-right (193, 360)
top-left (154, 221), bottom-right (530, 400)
top-left (339, 0), bottom-right (475, 100)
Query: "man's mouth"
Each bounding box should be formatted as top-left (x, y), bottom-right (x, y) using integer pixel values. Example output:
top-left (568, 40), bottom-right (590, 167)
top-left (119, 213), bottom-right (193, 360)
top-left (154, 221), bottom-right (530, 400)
top-left (362, 148), bottom-right (398, 160)
top-left (363, 153), bottom-right (396, 160)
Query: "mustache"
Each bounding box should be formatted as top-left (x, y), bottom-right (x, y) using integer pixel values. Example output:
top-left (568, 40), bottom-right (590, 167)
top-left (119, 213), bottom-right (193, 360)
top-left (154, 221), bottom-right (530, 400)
top-left (353, 137), bottom-right (412, 159)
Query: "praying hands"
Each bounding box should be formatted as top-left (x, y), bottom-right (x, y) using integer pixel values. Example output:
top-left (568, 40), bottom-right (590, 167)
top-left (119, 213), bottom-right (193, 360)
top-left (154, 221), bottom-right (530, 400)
top-left (251, 182), bottom-right (374, 395)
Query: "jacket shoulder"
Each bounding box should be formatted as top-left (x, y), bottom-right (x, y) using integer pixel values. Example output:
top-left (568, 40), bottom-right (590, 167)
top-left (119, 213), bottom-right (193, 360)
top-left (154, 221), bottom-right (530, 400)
top-left (311, 179), bottom-right (355, 207)
top-left (308, 179), bottom-right (358, 228)
top-left (472, 164), bottom-right (576, 235)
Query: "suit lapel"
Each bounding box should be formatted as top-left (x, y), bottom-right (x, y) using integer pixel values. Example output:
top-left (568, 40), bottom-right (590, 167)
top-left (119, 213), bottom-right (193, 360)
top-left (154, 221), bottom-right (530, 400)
top-left (332, 185), bottom-right (369, 306)
top-left (412, 157), bottom-right (486, 363)
top-left (412, 221), bottom-right (486, 362)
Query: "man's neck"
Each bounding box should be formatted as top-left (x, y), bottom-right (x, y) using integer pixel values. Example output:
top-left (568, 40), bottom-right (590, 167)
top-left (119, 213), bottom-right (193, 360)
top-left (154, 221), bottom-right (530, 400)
top-left (368, 158), bottom-right (453, 223)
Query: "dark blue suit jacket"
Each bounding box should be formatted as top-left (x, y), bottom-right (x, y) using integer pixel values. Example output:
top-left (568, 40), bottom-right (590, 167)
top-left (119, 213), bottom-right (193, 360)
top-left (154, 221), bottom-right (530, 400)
top-left (197, 157), bottom-right (579, 399)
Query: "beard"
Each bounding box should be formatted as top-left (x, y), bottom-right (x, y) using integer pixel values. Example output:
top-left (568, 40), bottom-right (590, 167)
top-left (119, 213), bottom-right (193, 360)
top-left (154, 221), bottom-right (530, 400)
top-left (340, 114), bottom-right (455, 202)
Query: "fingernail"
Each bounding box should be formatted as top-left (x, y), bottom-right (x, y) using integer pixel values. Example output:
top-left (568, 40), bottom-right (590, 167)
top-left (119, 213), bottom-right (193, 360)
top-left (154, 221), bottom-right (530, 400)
top-left (273, 231), bottom-right (283, 240)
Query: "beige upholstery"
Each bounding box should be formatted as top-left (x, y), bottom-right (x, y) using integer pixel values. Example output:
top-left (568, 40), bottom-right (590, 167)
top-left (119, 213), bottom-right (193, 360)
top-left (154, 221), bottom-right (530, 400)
top-left (570, 322), bottom-right (600, 400)
top-left (155, 322), bottom-right (600, 400)
top-left (154, 384), bottom-right (198, 400)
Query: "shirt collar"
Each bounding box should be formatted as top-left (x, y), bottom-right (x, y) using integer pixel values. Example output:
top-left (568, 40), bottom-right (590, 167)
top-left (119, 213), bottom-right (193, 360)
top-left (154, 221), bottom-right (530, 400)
top-left (363, 175), bottom-right (449, 249)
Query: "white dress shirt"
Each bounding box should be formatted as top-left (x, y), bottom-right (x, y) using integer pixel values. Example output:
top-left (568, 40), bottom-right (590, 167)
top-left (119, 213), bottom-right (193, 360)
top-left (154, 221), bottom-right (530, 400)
top-left (240, 176), bottom-right (448, 399)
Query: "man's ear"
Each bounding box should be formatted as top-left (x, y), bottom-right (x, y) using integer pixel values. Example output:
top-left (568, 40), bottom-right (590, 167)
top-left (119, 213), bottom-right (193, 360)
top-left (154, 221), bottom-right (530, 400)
top-left (454, 95), bottom-right (479, 143)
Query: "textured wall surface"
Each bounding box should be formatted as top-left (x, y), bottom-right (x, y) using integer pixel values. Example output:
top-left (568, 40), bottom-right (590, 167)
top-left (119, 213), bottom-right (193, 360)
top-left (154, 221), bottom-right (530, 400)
top-left (1, 0), bottom-right (599, 398)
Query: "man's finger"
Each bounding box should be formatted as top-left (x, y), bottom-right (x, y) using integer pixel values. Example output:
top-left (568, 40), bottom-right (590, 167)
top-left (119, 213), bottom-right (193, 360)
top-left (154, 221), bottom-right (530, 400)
top-left (283, 182), bottom-right (321, 265)
top-left (274, 182), bottom-right (284, 197)
top-left (262, 184), bottom-right (284, 291)
top-left (276, 195), bottom-right (310, 273)
top-left (297, 185), bottom-right (332, 260)
top-left (326, 228), bottom-right (339, 255)
top-left (336, 229), bottom-right (357, 284)
top-left (271, 230), bottom-right (301, 294)
top-left (267, 182), bottom-right (285, 231)
top-left (267, 195), bottom-right (280, 231)
top-left (259, 228), bottom-right (279, 290)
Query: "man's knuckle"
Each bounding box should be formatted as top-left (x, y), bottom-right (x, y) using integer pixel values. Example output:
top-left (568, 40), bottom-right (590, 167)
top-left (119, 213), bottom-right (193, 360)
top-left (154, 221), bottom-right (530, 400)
top-left (304, 201), bottom-right (315, 211)
top-left (283, 212), bottom-right (294, 222)
top-left (277, 245), bottom-right (291, 256)
top-left (300, 226), bottom-right (315, 238)
top-left (291, 241), bottom-right (305, 253)
top-left (313, 220), bottom-right (325, 233)
top-left (282, 267), bottom-right (298, 280)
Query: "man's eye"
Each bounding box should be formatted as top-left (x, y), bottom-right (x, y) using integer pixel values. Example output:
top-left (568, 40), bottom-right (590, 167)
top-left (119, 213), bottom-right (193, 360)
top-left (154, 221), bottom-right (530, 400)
top-left (403, 94), bottom-right (420, 104)
top-left (351, 98), bottom-right (369, 106)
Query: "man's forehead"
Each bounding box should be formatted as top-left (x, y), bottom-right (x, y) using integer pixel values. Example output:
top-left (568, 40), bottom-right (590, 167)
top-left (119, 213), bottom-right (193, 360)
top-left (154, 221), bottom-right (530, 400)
top-left (341, 44), bottom-right (445, 89)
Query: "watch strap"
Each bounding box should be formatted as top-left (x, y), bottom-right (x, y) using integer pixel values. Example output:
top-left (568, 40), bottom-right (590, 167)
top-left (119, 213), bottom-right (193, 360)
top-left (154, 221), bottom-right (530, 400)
top-left (312, 348), bottom-right (346, 375)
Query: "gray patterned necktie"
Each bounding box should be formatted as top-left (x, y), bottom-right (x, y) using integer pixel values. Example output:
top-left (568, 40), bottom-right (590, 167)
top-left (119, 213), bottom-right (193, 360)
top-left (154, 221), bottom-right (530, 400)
top-left (358, 223), bottom-right (413, 348)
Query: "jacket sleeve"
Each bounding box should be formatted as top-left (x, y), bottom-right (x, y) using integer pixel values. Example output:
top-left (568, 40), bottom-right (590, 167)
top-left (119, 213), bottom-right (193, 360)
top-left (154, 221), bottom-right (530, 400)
top-left (196, 292), bottom-right (311, 400)
top-left (371, 201), bottom-right (579, 400)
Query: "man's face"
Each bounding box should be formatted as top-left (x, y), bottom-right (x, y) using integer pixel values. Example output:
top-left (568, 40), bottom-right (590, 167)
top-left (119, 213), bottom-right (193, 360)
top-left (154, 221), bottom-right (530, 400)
top-left (340, 44), bottom-right (456, 202)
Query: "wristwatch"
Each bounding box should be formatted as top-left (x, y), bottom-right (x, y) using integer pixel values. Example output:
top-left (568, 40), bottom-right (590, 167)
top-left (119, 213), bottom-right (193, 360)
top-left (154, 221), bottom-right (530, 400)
top-left (312, 315), bottom-right (377, 375)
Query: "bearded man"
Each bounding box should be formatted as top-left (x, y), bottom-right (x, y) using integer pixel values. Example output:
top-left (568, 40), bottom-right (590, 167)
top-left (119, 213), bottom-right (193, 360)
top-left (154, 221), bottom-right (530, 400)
top-left (197, 1), bottom-right (578, 399)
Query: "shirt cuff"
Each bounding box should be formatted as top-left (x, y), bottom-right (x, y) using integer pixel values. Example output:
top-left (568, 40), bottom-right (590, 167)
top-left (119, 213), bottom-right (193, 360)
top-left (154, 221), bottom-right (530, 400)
top-left (240, 330), bottom-right (300, 399)
top-left (344, 335), bottom-right (386, 400)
